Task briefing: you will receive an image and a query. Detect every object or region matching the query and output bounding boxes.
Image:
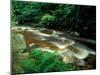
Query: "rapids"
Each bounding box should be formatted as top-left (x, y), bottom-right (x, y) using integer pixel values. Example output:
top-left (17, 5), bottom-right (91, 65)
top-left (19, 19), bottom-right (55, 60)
top-left (12, 26), bottom-right (96, 66)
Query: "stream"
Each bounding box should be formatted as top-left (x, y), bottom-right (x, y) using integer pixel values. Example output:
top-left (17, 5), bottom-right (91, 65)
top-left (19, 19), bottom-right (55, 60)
top-left (12, 26), bottom-right (96, 69)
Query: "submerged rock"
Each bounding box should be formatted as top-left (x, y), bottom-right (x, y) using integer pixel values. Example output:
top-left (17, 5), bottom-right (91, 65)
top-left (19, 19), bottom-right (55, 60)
top-left (12, 26), bottom-right (96, 66)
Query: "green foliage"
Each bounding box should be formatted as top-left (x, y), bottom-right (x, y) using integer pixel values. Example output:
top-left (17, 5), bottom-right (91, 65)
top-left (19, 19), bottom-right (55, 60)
top-left (30, 48), bottom-right (43, 59)
top-left (41, 14), bottom-right (55, 22)
top-left (20, 59), bottom-right (36, 73)
top-left (17, 48), bottom-right (75, 73)
top-left (12, 1), bottom-right (80, 28)
top-left (38, 14), bottom-right (56, 27)
top-left (12, 1), bottom-right (96, 39)
top-left (12, 1), bottom-right (45, 25)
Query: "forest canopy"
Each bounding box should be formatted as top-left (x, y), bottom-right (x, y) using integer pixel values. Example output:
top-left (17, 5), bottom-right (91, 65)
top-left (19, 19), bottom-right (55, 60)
top-left (12, 1), bottom-right (96, 39)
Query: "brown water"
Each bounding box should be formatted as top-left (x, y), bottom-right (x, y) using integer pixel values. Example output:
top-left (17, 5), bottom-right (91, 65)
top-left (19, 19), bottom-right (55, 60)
top-left (12, 26), bottom-right (96, 67)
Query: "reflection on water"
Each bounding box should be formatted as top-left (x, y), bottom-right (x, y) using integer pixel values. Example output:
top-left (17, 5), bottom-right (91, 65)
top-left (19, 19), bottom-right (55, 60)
top-left (12, 26), bottom-right (96, 67)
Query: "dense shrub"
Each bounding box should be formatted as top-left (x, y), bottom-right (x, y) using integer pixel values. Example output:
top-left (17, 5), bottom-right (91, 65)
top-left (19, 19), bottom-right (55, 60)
top-left (12, 1), bottom-right (96, 39)
top-left (15, 48), bottom-right (75, 73)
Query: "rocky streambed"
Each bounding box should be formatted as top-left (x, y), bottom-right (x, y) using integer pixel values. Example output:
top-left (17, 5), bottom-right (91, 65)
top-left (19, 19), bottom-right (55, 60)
top-left (12, 26), bottom-right (96, 73)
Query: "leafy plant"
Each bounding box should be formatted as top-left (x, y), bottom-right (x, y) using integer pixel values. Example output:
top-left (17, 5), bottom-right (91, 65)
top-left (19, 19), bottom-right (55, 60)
top-left (20, 48), bottom-right (75, 73)
top-left (20, 59), bottom-right (36, 73)
top-left (12, 1), bottom-right (96, 39)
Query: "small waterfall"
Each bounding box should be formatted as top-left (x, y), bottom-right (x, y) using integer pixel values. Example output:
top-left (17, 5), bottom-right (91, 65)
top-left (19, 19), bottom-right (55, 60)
top-left (12, 26), bottom-right (96, 66)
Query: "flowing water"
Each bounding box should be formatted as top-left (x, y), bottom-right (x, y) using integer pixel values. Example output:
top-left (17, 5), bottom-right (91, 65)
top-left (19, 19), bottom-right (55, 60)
top-left (12, 26), bottom-right (96, 69)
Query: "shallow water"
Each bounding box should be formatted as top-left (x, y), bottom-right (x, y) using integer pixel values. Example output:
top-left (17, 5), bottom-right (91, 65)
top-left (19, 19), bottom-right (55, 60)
top-left (12, 26), bottom-right (96, 67)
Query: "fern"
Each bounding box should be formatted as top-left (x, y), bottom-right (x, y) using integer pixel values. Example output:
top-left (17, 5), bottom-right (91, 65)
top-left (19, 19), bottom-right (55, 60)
top-left (14, 48), bottom-right (75, 73)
